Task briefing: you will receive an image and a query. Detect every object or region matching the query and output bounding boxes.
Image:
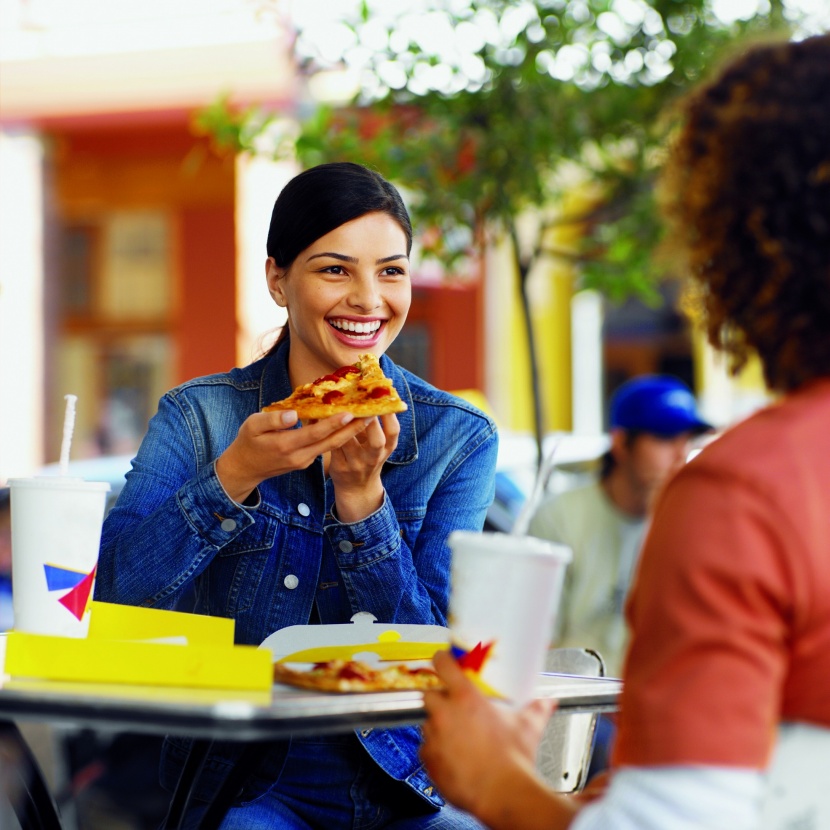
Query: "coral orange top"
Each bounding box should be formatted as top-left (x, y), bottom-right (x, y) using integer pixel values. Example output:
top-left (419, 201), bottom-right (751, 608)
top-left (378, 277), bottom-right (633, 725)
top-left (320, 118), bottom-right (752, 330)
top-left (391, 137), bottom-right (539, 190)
top-left (614, 379), bottom-right (830, 768)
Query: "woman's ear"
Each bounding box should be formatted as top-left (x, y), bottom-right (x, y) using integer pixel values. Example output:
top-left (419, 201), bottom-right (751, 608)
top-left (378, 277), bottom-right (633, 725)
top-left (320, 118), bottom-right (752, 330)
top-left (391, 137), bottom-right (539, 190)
top-left (266, 257), bottom-right (287, 307)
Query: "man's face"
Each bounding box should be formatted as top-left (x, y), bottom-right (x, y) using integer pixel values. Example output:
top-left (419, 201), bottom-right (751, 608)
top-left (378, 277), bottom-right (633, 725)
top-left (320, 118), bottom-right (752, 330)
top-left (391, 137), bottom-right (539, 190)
top-left (615, 430), bottom-right (695, 498)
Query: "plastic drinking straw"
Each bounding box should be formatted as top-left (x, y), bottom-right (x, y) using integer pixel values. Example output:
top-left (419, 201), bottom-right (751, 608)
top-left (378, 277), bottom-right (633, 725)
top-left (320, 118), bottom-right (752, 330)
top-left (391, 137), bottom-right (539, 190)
top-left (59, 394), bottom-right (78, 477)
top-left (511, 437), bottom-right (561, 537)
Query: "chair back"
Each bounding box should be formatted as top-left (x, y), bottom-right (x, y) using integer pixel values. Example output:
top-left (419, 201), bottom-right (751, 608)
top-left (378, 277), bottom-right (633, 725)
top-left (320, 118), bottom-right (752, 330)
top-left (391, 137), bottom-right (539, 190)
top-left (536, 647), bottom-right (606, 793)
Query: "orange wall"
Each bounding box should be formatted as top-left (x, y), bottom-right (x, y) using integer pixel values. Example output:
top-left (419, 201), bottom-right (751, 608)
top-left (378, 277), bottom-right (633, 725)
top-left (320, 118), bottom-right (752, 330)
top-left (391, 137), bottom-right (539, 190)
top-left (52, 117), bottom-right (238, 383)
top-left (178, 206), bottom-right (237, 378)
top-left (409, 281), bottom-right (484, 392)
top-left (51, 117), bottom-right (483, 393)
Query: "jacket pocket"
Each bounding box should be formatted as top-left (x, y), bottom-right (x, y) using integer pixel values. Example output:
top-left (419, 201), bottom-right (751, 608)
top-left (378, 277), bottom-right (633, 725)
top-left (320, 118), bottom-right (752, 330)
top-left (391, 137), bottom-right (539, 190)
top-left (215, 514), bottom-right (277, 614)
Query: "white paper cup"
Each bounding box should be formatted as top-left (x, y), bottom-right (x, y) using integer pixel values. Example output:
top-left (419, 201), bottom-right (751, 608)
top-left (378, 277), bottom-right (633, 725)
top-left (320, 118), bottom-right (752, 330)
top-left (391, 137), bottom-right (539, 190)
top-left (447, 530), bottom-right (572, 705)
top-left (9, 477), bottom-right (110, 637)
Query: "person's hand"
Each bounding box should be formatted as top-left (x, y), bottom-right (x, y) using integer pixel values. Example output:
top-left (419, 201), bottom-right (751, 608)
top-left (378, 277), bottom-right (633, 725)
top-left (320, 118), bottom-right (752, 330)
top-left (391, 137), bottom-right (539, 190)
top-left (421, 650), bottom-right (560, 827)
top-left (215, 410), bottom-right (373, 504)
top-left (329, 413), bottom-right (400, 522)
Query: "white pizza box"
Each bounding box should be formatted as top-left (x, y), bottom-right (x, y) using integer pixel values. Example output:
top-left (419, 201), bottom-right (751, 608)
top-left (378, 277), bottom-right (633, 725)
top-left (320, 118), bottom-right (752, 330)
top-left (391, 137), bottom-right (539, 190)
top-left (259, 612), bottom-right (449, 664)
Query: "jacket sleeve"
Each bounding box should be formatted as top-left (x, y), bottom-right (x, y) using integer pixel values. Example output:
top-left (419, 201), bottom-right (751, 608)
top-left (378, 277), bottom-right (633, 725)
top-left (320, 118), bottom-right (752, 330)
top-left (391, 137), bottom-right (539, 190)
top-left (323, 421), bottom-right (498, 626)
top-left (95, 394), bottom-right (259, 608)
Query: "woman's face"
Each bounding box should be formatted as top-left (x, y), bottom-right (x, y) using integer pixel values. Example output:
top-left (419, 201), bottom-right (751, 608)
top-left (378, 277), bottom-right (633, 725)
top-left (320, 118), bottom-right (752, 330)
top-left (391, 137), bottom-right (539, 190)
top-left (267, 211), bottom-right (411, 386)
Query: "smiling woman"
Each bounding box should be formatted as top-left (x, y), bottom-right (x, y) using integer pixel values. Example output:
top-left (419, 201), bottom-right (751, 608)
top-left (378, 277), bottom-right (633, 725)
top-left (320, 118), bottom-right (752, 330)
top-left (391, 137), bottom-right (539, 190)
top-left (95, 161), bottom-right (499, 830)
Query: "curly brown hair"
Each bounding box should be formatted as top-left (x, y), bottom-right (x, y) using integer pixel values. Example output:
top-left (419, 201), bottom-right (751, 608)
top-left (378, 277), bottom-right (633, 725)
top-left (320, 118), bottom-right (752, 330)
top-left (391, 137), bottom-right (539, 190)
top-left (659, 34), bottom-right (830, 393)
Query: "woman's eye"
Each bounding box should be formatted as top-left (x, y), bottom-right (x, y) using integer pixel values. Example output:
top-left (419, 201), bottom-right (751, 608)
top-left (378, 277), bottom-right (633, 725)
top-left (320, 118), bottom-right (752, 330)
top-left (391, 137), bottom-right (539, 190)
top-left (322, 265), bottom-right (346, 275)
top-left (382, 267), bottom-right (407, 277)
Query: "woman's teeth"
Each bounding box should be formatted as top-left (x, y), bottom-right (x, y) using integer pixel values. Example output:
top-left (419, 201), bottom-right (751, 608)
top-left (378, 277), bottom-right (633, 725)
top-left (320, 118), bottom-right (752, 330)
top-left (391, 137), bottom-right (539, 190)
top-left (329, 319), bottom-right (382, 337)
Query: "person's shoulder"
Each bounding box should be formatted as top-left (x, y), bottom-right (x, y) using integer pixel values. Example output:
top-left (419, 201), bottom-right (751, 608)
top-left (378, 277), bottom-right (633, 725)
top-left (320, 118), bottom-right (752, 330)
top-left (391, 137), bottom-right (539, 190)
top-left (688, 381), bottom-right (830, 478)
top-left (387, 361), bottom-right (497, 430)
top-left (529, 480), bottom-right (602, 538)
top-left (668, 380), bottom-right (830, 520)
top-left (165, 358), bottom-right (267, 401)
top-left (540, 480), bottom-right (605, 518)
top-left (553, 480), bottom-right (603, 506)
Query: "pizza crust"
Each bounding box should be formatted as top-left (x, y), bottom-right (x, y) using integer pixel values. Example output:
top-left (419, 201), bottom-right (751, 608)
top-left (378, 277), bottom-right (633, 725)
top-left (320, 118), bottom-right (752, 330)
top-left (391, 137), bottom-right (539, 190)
top-left (263, 353), bottom-right (407, 419)
top-left (272, 659), bottom-right (443, 692)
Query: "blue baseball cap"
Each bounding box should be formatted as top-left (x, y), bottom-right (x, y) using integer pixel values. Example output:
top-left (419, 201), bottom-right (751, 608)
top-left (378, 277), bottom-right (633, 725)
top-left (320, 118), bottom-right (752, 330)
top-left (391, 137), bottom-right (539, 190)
top-left (610, 375), bottom-right (713, 437)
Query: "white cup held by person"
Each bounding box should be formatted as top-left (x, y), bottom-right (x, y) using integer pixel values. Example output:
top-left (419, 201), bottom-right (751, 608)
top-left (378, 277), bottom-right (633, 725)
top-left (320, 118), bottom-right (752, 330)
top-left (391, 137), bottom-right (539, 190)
top-left (447, 530), bottom-right (572, 705)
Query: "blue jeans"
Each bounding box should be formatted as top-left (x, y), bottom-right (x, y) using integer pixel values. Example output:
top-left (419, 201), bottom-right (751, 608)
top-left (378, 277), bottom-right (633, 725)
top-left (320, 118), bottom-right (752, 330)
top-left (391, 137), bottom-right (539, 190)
top-left (180, 734), bottom-right (483, 830)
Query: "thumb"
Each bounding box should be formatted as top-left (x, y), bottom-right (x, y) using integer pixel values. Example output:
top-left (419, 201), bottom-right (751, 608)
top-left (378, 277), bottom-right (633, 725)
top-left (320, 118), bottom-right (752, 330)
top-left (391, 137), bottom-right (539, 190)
top-left (432, 649), bottom-right (477, 695)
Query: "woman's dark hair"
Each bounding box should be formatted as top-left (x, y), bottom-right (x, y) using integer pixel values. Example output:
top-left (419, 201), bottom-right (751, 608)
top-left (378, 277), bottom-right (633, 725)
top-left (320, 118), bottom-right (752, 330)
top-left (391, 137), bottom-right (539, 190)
top-left (659, 34), bottom-right (830, 392)
top-left (267, 161), bottom-right (412, 266)
top-left (265, 162), bottom-right (413, 352)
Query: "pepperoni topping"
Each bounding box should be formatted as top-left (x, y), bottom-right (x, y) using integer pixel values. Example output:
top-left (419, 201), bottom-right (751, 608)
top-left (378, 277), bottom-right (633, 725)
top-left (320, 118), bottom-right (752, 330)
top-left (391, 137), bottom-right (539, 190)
top-left (312, 364), bottom-right (360, 385)
top-left (322, 390), bottom-right (345, 404)
top-left (338, 664), bottom-right (372, 681)
top-left (369, 386), bottom-right (391, 398)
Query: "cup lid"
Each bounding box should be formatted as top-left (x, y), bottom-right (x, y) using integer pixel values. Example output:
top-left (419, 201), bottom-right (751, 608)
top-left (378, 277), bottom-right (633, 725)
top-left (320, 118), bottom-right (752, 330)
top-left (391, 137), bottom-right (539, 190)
top-left (8, 477), bottom-right (111, 492)
top-left (448, 530), bottom-right (572, 563)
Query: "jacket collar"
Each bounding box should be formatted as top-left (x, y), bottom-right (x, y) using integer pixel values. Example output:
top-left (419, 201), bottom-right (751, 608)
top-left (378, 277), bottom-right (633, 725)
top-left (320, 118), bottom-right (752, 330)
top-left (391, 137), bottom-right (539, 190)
top-left (258, 340), bottom-right (418, 466)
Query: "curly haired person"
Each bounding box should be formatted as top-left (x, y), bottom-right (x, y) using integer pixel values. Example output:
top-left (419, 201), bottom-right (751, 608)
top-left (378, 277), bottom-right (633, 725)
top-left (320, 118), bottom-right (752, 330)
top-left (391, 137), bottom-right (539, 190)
top-left (419, 33), bottom-right (830, 830)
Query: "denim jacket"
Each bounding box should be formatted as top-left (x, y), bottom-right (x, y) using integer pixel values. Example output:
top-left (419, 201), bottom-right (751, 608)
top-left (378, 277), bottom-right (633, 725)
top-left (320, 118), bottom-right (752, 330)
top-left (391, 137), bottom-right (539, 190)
top-left (96, 340), bottom-right (498, 807)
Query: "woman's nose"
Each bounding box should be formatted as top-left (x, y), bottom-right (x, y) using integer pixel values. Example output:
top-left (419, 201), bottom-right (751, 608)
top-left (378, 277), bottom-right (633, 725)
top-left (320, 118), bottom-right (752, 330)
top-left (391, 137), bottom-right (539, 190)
top-left (348, 278), bottom-right (381, 311)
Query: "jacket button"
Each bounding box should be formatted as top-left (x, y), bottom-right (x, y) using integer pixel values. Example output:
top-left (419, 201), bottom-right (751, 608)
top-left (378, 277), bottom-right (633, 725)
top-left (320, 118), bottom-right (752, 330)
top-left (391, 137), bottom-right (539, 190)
top-left (423, 786), bottom-right (433, 796)
top-left (297, 503), bottom-right (310, 516)
top-left (220, 518), bottom-right (237, 532)
top-left (284, 574), bottom-right (299, 589)
top-left (360, 728), bottom-right (372, 737)
top-left (338, 540), bottom-right (353, 553)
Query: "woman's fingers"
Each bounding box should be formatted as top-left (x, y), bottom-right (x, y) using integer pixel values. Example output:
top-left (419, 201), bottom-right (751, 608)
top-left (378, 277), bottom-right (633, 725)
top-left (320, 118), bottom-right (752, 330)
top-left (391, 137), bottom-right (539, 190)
top-left (358, 417), bottom-right (391, 451)
top-left (244, 411), bottom-right (369, 473)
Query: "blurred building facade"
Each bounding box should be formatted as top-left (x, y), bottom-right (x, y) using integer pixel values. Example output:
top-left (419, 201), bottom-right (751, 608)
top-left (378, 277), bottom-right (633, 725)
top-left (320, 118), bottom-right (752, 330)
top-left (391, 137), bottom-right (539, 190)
top-left (1, 1), bottom-right (769, 485)
top-left (0, 0), bottom-right (488, 479)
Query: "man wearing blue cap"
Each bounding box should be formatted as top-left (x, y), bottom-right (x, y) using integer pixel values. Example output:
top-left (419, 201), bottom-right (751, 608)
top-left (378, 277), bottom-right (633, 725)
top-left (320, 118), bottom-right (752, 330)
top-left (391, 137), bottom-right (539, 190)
top-left (528, 375), bottom-right (712, 776)
top-left (529, 375), bottom-right (713, 678)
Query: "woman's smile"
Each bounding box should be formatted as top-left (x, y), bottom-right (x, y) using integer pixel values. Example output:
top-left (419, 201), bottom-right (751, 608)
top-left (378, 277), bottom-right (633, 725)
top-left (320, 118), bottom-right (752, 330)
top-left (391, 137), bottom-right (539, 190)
top-left (327, 316), bottom-right (385, 347)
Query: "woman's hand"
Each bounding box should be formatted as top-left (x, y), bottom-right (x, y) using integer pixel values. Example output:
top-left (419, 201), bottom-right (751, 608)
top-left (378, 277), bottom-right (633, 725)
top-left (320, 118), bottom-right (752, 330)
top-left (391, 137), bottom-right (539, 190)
top-left (215, 410), bottom-right (373, 504)
top-left (420, 650), bottom-right (575, 830)
top-left (329, 412), bottom-right (400, 523)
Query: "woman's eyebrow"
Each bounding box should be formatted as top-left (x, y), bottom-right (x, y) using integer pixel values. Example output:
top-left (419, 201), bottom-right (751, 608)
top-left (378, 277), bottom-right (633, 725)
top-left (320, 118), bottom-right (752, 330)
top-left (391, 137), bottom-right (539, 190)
top-left (306, 252), bottom-right (357, 263)
top-left (306, 252), bottom-right (409, 264)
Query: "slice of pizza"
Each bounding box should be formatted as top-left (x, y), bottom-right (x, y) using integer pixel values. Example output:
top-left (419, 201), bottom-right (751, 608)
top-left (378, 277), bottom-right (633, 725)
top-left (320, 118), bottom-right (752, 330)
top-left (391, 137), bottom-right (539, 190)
top-left (263, 353), bottom-right (407, 420)
top-left (272, 659), bottom-right (443, 693)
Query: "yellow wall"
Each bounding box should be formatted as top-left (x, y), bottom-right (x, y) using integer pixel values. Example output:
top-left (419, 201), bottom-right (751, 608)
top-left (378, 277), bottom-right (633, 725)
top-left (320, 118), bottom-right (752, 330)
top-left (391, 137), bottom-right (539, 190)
top-left (502, 184), bottom-right (603, 434)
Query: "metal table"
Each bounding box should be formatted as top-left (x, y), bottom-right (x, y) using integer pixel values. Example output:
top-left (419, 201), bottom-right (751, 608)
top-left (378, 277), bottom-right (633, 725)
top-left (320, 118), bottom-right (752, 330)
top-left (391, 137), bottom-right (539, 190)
top-left (0, 670), bottom-right (621, 829)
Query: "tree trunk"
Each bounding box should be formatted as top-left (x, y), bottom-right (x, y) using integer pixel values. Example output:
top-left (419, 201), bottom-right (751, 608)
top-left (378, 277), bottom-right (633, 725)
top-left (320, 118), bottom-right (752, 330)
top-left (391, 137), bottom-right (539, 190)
top-left (508, 224), bottom-right (545, 472)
